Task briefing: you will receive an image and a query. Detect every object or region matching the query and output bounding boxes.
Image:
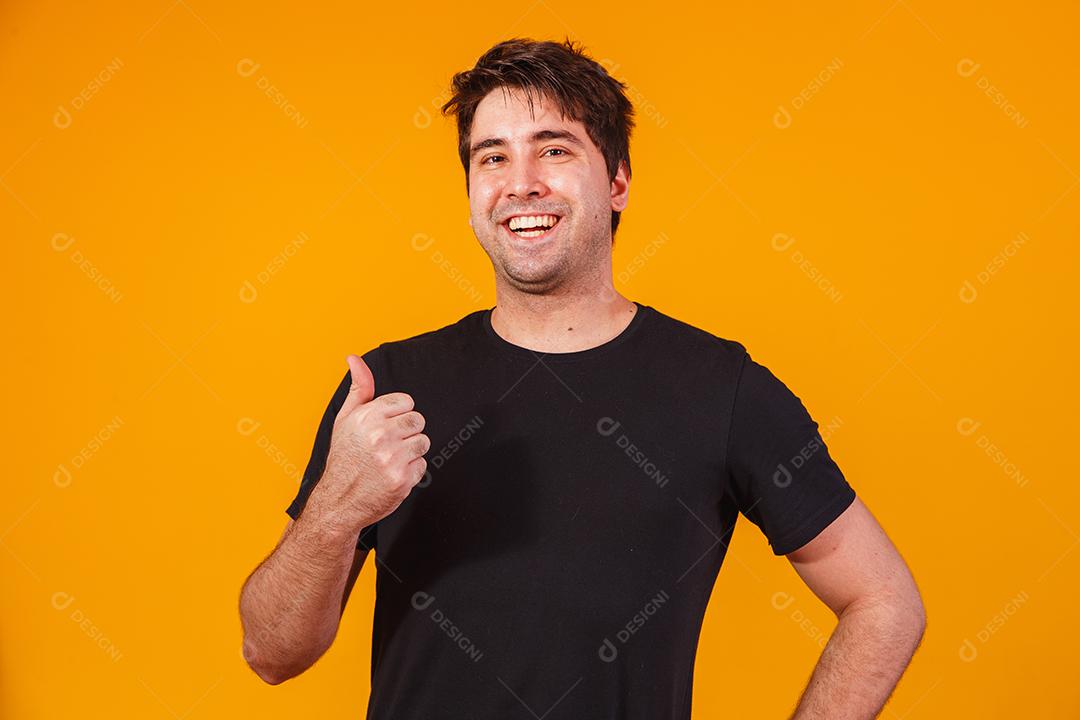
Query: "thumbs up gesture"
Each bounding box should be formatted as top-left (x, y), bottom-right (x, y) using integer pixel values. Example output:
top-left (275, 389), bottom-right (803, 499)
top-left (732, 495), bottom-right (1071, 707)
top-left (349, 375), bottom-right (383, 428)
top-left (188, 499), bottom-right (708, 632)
top-left (306, 354), bottom-right (430, 534)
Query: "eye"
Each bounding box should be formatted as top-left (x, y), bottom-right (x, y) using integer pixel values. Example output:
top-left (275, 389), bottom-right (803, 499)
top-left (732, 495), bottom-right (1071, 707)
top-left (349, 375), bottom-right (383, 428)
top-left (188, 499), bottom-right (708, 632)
top-left (481, 154), bottom-right (505, 165)
top-left (544, 147), bottom-right (568, 157)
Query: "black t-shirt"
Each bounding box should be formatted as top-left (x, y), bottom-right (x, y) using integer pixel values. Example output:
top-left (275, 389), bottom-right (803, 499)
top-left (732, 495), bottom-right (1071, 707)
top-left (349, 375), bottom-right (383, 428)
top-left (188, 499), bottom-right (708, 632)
top-left (286, 301), bottom-right (856, 720)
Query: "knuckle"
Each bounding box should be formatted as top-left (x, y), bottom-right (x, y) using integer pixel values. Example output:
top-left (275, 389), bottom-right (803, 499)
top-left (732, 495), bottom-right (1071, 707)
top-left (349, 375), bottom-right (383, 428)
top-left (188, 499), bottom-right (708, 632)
top-left (392, 469), bottom-right (412, 491)
top-left (385, 392), bottom-right (414, 410)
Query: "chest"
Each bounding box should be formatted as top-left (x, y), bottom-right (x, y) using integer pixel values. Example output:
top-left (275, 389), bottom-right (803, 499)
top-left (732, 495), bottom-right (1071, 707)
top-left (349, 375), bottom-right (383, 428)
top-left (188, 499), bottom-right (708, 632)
top-left (373, 357), bottom-right (735, 603)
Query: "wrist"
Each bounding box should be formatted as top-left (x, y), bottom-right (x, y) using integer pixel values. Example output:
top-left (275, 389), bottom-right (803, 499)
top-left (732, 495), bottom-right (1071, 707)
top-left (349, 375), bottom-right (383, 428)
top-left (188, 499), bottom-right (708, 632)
top-left (297, 485), bottom-right (359, 549)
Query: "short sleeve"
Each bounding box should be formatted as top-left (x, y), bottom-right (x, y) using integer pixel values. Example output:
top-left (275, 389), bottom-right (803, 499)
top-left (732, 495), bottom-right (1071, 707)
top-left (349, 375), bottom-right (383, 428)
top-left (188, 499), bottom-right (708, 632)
top-left (285, 347), bottom-right (382, 552)
top-left (724, 350), bottom-right (856, 555)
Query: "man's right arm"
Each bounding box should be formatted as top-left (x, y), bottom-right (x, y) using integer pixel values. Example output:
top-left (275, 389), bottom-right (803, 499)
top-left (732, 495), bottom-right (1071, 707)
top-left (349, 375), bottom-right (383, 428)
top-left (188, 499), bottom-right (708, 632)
top-left (238, 352), bottom-right (429, 685)
top-left (239, 501), bottom-right (371, 685)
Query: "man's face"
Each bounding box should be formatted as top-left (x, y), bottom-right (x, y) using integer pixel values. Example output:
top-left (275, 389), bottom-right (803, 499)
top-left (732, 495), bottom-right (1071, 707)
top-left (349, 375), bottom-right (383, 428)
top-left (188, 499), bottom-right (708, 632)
top-left (466, 86), bottom-right (629, 294)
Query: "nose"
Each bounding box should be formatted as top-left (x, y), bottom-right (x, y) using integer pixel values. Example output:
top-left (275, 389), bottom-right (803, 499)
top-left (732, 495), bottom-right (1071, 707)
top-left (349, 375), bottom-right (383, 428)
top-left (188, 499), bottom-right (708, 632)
top-left (505, 153), bottom-right (549, 201)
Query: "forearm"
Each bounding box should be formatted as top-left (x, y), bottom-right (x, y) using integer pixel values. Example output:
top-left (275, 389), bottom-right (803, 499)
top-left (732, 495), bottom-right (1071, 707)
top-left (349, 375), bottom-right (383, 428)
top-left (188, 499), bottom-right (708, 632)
top-left (239, 500), bottom-right (359, 684)
top-left (789, 597), bottom-right (926, 720)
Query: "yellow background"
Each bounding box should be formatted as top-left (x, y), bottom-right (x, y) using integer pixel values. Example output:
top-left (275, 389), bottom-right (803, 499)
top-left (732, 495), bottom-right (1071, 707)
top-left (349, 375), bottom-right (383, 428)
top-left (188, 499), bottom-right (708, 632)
top-left (4, 0), bottom-right (1077, 717)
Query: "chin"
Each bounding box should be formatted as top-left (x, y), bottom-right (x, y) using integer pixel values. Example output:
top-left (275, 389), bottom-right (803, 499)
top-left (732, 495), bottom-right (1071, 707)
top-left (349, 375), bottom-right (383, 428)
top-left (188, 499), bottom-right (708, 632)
top-left (504, 274), bottom-right (566, 294)
top-left (499, 260), bottom-right (569, 292)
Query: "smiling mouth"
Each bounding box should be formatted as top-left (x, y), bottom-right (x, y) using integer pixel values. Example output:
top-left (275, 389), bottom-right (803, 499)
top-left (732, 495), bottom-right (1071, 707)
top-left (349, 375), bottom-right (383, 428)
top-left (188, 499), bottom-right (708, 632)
top-left (502, 214), bottom-right (562, 240)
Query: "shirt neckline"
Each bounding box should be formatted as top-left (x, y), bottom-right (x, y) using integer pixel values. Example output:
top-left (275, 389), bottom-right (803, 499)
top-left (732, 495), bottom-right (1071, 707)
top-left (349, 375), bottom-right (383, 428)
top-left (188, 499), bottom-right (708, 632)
top-left (482, 301), bottom-right (650, 362)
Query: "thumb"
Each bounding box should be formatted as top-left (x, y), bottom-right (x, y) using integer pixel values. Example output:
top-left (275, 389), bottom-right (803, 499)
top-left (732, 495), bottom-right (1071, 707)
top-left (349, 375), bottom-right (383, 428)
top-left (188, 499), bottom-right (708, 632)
top-left (339, 353), bottom-right (375, 416)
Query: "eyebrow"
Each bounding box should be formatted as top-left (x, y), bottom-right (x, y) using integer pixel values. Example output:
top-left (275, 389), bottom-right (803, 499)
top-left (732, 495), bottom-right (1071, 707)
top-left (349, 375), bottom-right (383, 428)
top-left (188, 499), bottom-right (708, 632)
top-left (469, 129), bottom-right (585, 161)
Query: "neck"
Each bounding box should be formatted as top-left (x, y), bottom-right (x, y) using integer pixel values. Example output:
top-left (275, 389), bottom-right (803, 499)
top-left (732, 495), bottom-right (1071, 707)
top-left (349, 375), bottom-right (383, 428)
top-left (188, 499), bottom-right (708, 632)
top-left (489, 278), bottom-right (638, 354)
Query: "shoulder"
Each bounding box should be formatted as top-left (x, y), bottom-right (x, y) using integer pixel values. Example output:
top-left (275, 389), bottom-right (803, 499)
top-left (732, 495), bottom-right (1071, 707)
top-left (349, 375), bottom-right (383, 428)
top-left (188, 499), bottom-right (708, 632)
top-left (367, 309), bottom-right (485, 373)
top-left (643, 303), bottom-right (750, 364)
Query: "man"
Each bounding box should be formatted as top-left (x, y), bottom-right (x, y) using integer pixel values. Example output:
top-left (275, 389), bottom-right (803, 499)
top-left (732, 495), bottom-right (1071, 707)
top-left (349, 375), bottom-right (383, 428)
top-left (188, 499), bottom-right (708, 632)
top-left (239, 38), bottom-right (926, 720)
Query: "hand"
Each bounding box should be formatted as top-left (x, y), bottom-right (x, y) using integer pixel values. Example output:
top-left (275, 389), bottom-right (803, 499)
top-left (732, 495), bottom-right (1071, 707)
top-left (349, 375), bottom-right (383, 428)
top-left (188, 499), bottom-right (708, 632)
top-left (306, 354), bottom-right (430, 534)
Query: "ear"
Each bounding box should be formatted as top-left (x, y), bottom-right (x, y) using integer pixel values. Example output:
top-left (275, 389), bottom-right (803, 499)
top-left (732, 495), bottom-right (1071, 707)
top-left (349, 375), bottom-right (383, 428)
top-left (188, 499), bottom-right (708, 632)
top-left (610, 160), bottom-right (630, 213)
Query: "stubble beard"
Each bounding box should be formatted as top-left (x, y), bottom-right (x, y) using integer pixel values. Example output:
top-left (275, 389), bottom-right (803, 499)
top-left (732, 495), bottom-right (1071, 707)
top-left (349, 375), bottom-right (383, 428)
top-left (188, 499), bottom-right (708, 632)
top-left (486, 216), bottom-right (610, 296)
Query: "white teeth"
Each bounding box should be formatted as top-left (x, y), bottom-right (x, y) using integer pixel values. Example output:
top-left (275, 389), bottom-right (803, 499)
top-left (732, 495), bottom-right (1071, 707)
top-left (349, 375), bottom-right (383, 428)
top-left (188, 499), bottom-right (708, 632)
top-left (508, 214), bottom-right (558, 231)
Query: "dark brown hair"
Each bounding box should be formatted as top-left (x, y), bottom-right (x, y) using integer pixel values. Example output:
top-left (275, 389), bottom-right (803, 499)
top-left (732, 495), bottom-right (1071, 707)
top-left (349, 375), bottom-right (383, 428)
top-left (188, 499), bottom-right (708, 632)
top-left (441, 37), bottom-right (636, 238)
